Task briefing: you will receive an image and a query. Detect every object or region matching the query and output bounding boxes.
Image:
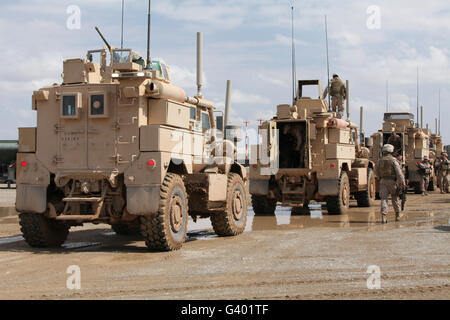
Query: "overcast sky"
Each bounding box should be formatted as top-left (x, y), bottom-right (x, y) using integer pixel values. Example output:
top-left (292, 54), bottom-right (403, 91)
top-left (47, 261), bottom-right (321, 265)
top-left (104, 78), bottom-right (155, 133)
top-left (0, 0), bottom-right (449, 144)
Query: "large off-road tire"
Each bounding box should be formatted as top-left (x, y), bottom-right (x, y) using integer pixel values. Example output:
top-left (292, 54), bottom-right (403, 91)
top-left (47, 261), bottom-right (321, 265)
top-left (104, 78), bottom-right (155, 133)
top-left (211, 173), bottom-right (248, 236)
top-left (326, 171), bottom-right (350, 215)
top-left (356, 168), bottom-right (376, 207)
top-left (19, 213), bottom-right (69, 248)
top-left (111, 223), bottom-right (141, 236)
top-left (140, 173), bottom-right (188, 251)
top-left (251, 195), bottom-right (276, 216)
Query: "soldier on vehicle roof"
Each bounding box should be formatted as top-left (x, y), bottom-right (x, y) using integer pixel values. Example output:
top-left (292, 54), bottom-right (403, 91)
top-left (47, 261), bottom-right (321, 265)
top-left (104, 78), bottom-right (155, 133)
top-left (322, 74), bottom-right (347, 119)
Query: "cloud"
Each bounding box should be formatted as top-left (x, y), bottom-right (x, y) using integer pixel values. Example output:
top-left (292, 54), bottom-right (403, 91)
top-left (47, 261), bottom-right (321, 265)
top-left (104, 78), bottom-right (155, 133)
top-left (257, 73), bottom-right (288, 88)
top-left (0, 0), bottom-right (450, 145)
top-left (232, 90), bottom-right (271, 105)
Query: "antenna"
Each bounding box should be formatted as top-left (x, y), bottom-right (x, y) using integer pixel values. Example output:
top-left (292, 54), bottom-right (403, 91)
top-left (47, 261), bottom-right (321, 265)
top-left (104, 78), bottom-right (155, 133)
top-left (196, 32), bottom-right (203, 98)
top-left (325, 15), bottom-right (331, 111)
top-left (438, 88), bottom-right (441, 136)
top-left (121, 0), bottom-right (124, 49)
top-left (416, 66), bottom-right (419, 126)
top-left (146, 0), bottom-right (152, 69)
top-left (291, 6), bottom-right (297, 104)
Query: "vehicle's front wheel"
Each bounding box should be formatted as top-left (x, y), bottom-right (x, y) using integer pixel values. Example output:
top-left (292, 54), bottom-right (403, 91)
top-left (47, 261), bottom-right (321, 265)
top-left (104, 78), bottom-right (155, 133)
top-left (140, 173), bottom-right (188, 251)
top-left (211, 173), bottom-right (248, 236)
top-left (326, 172), bottom-right (350, 215)
top-left (19, 213), bottom-right (69, 248)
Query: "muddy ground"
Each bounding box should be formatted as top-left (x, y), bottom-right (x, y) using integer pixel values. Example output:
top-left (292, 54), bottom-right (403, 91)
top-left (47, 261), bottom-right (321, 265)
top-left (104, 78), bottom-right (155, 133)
top-left (0, 184), bottom-right (449, 300)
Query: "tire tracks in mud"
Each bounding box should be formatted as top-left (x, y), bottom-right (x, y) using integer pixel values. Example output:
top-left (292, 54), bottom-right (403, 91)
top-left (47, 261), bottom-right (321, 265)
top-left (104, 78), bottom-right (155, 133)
top-left (32, 268), bottom-right (450, 300)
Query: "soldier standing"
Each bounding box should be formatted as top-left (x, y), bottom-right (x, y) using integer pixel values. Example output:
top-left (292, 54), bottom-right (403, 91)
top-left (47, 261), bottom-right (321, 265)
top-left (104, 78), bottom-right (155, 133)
top-left (437, 152), bottom-right (449, 193)
top-left (374, 144), bottom-right (406, 224)
top-left (323, 74), bottom-right (347, 119)
top-left (417, 155), bottom-right (432, 196)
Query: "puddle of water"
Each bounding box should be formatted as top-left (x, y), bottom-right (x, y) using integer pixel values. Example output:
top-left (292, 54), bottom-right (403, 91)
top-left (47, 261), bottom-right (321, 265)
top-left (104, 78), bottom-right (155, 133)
top-left (310, 210), bottom-right (323, 220)
top-left (62, 242), bottom-right (102, 250)
top-left (101, 231), bottom-right (117, 237)
top-left (0, 236), bottom-right (23, 245)
top-left (187, 230), bottom-right (218, 241)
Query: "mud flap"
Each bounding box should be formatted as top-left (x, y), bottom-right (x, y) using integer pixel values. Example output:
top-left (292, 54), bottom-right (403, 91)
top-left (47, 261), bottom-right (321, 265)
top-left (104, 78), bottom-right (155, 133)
top-left (16, 185), bottom-right (47, 213)
top-left (127, 186), bottom-right (160, 215)
top-left (249, 179), bottom-right (269, 195)
top-left (318, 179), bottom-right (339, 196)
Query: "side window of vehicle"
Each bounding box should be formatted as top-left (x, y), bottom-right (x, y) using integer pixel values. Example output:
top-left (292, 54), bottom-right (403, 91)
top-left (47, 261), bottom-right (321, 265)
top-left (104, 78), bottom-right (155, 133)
top-left (62, 95), bottom-right (76, 116)
top-left (190, 107), bottom-right (197, 121)
top-left (89, 93), bottom-right (108, 118)
top-left (61, 93), bottom-right (81, 119)
top-left (202, 112), bottom-right (211, 131)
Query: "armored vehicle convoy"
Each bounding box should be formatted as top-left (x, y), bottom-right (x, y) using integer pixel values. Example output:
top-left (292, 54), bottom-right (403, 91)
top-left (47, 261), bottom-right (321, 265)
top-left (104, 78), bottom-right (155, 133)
top-left (16, 20), bottom-right (247, 251)
top-left (370, 112), bottom-right (430, 194)
top-left (249, 80), bottom-right (375, 215)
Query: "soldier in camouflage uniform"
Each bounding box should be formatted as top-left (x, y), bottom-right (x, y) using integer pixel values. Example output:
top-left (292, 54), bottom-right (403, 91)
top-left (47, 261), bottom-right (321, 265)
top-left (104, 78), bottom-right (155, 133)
top-left (322, 74), bottom-right (347, 119)
top-left (374, 144), bottom-right (406, 223)
top-left (437, 152), bottom-right (449, 193)
top-left (417, 155), bottom-right (432, 195)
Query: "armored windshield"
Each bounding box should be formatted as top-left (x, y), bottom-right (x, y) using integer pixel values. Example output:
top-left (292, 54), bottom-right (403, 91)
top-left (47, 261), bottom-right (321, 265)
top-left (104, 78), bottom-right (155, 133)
top-left (112, 49), bottom-right (131, 63)
top-left (151, 61), bottom-right (171, 81)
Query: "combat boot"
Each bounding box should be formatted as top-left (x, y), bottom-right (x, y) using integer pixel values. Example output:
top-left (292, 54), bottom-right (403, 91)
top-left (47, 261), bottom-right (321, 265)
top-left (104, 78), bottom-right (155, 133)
top-left (382, 215), bottom-right (388, 224)
top-left (395, 212), bottom-right (404, 222)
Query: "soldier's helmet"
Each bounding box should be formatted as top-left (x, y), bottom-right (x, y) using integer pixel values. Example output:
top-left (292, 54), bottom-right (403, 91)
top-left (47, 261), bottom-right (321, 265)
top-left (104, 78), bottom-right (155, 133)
top-left (442, 152), bottom-right (448, 157)
top-left (382, 144), bottom-right (394, 153)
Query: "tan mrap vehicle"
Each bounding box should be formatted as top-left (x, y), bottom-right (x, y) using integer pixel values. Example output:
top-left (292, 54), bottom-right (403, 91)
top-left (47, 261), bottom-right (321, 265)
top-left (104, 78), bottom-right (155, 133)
top-left (370, 112), bottom-right (430, 194)
top-left (249, 80), bottom-right (375, 215)
top-left (16, 32), bottom-right (248, 251)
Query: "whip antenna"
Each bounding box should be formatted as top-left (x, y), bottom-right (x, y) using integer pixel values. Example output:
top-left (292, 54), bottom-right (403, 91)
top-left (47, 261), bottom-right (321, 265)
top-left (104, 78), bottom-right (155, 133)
top-left (291, 6), bottom-right (297, 104)
top-left (121, 0), bottom-right (124, 49)
top-left (146, 0), bottom-right (152, 69)
top-left (325, 15), bottom-right (331, 111)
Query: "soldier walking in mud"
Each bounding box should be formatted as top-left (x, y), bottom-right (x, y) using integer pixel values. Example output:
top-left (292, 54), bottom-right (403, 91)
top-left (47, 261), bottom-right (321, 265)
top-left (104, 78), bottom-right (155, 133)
top-left (436, 152), bottom-right (450, 193)
top-left (417, 155), bottom-right (432, 196)
top-left (322, 74), bottom-right (347, 119)
top-left (374, 144), bottom-right (406, 224)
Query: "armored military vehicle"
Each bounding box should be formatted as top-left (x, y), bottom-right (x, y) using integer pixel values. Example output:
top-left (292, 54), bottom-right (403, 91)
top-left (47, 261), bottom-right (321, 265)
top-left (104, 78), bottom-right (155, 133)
top-left (249, 80), bottom-right (375, 215)
top-left (370, 112), bottom-right (430, 194)
top-left (16, 10), bottom-right (247, 251)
